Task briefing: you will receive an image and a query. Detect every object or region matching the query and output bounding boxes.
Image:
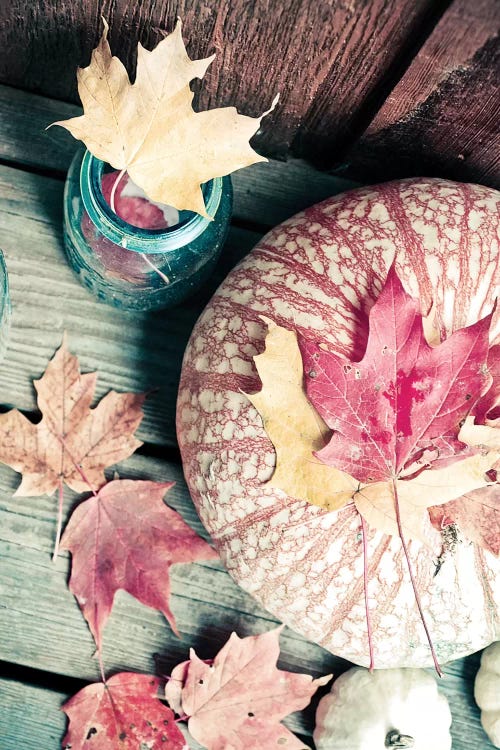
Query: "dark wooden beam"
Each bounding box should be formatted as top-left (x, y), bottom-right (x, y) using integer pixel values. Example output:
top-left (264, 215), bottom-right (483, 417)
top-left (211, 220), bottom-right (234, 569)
top-left (344, 0), bottom-right (500, 188)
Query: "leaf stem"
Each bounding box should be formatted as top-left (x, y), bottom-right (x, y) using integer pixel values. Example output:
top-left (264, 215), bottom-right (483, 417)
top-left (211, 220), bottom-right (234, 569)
top-left (174, 714), bottom-right (189, 723)
top-left (109, 168), bottom-right (127, 214)
top-left (142, 254), bottom-right (170, 284)
top-left (52, 478), bottom-right (64, 562)
top-left (360, 513), bottom-right (375, 671)
top-left (392, 479), bottom-right (442, 677)
top-left (108, 170), bottom-right (171, 285)
top-left (55, 433), bottom-right (98, 497)
top-left (97, 646), bottom-right (107, 684)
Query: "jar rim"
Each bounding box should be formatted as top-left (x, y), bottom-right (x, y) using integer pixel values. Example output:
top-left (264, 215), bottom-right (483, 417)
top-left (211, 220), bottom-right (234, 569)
top-left (80, 150), bottom-right (223, 254)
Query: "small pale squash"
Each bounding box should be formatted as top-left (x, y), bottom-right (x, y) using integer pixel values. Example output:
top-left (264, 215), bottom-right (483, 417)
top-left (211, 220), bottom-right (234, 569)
top-left (475, 642), bottom-right (500, 747)
top-left (313, 666), bottom-right (451, 750)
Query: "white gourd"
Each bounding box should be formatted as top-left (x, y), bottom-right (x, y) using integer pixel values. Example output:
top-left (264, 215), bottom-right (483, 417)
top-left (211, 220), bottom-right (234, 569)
top-left (313, 666), bottom-right (451, 750)
top-left (474, 642), bottom-right (500, 748)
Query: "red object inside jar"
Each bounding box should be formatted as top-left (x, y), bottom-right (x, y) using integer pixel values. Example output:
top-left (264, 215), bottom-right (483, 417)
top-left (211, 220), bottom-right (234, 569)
top-left (81, 172), bottom-right (174, 282)
top-left (101, 172), bottom-right (171, 230)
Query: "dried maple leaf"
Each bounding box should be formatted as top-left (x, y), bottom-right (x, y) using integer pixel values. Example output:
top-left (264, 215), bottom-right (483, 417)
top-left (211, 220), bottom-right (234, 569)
top-left (298, 266), bottom-right (498, 540)
top-left (473, 344), bottom-right (500, 424)
top-left (427, 415), bottom-right (500, 554)
top-left (354, 451), bottom-right (498, 543)
top-left (164, 627), bottom-right (331, 750)
top-left (60, 479), bottom-right (218, 650)
top-left (246, 317), bottom-right (357, 510)
top-left (0, 336), bottom-right (144, 496)
top-left (62, 672), bottom-right (187, 750)
top-left (53, 19), bottom-right (277, 216)
top-left (458, 415), bottom-right (500, 451)
top-left (302, 266), bottom-right (493, 482)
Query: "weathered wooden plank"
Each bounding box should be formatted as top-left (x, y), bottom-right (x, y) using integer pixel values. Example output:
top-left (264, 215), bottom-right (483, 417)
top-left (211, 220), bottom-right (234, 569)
top-left (0, 1), bottom-right (442, 161)
top-left (0, 678), bottom-right (313, 750)
top-left (0, 536), bottom-right (328, 684)
top-left (347, 0), bottom-right (500, 188)
top-left (0, 578), bottom-right (494, 750)
top-left (0, 679), bottom-right (67, 750)
top-left (0, 163), bottom-right (262, 448)
top-left (0, 85), bottom-right (356, 229)
top-left (0, 671), bottom-right (494, 750)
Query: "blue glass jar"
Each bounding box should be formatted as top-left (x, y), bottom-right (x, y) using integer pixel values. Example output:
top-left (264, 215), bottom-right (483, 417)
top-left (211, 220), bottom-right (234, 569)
top-left (0, 249), bottom-right (11, 360)
top-left (63, 149), bottom-right (233, 310)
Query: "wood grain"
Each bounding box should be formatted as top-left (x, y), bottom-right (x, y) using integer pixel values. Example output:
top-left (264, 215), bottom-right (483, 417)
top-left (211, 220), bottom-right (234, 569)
top-left (347, 0), bottom-right (500, 188)
top-left (0, 679), bottom-right (68, 750)
top-left (0, 0), bottom-right (441, 161)
top-left (0, 677), bottom-right (201, 750)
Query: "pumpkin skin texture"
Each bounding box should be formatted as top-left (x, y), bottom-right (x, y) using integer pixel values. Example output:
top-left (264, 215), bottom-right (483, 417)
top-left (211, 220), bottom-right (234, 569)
top-left (177, 178), bottom-right (500, 668)
top-left (475, 642), bottom-right (500, 747)
top-left (313, 666), bottom-right (452, 750)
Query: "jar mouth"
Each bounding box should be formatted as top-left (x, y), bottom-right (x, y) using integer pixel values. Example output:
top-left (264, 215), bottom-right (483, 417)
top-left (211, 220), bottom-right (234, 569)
top-left (80, 151), bottom-right (223, 254)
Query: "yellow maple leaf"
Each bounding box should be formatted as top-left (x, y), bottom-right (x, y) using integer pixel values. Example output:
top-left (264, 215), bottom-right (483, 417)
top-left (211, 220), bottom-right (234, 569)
top-left (53, 19), bottom-right (277, 217)
top-left (246, 319), bottom-right (358, 511)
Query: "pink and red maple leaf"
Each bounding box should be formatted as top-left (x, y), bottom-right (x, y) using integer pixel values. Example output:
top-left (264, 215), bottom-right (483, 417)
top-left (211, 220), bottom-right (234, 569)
top-left (165, 627), bottom-right (331, 750)
top-left (300, 265), bottom-right (493, 483)
top-left (62, 673), bottom-right (186, 750)
top-left (61, 479), bottom-right (218, 650)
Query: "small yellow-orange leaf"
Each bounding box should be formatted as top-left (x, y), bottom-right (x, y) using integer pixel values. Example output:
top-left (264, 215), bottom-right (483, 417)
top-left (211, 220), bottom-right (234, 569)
top-left (246, 318), bottom-right (357, 511)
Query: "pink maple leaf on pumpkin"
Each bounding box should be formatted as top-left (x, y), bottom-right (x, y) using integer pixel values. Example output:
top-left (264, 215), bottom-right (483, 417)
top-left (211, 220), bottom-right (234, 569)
top-left (300, 265), bottom-right (493, 484)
